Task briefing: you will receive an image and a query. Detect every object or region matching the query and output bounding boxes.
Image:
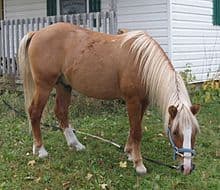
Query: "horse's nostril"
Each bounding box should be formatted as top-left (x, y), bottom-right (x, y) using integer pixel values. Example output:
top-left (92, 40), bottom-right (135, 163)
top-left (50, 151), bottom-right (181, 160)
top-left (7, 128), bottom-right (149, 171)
top-left (180, 164), bottom-right (184, 172)
top-left (180, 163), bottom-right (195, 174)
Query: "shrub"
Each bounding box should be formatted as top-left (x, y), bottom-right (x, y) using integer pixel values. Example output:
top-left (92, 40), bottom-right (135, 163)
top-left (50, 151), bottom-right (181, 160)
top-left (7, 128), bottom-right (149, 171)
top-left (180, 65), bottom-right (220, 104)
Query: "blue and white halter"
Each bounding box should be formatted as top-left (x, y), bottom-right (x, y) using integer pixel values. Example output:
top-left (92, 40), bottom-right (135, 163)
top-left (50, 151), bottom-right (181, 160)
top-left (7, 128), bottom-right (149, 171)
top-left (167, 127), bottom-right (196, 160)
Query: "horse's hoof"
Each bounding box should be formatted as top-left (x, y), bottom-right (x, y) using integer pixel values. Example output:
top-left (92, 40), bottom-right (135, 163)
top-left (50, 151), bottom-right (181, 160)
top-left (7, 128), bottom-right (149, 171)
top-left (33, 144), bottom-right (48, 158)
top-left (38, 146), bottom-right (49, 158)
top-left (136, 165), bottom-right (147, 175)
top-left (75, 143), bottom-right (86, 151)
top-left (69, 142), bottom-right (85, 151)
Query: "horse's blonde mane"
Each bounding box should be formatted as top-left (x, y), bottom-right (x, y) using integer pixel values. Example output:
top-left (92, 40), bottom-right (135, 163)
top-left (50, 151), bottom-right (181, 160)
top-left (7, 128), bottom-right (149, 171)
top-left (121, 31), bottom-right (199, 132)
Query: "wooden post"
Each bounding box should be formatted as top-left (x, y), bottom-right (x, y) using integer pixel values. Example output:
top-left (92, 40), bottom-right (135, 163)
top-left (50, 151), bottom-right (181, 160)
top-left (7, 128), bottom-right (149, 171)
top-left (89, 12), bottom-right (94, 30)
top-left (11, 20), bottom-right (15, 75)
top-left (5, 20), bottom-right (10, 74)
top-left (110, 0), bottom-right (117, 34)
top-left (0, 20), bottom-right (5, 75)
top-left (15, 19), bottom-right (19, 76)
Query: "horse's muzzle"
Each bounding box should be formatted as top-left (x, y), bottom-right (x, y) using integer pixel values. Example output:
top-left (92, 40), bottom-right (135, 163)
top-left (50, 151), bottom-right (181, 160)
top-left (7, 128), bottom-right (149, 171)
top-left (179, 163), bottom-right (195, 175)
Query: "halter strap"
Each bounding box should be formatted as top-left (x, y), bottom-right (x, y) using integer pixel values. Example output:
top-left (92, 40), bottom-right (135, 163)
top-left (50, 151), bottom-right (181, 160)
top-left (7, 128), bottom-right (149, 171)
top-left (167, 127), bottom-right (196, 160)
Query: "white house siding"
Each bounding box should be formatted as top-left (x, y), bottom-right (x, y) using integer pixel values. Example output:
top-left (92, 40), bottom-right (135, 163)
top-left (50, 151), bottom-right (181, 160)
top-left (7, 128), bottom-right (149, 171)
top-left (4, 0), bottom-right (46, 20)
top-left (101, 0), bottom-right (113, 12)
top-left (117, 0), bottom-right (169, 54)
top-left (171, 0), bottom-right (220, 81)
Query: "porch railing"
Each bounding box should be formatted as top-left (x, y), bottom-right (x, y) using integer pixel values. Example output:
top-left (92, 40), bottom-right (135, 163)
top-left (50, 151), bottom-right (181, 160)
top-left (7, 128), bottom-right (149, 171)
top-left (0, 11), bottom-right (117, 77)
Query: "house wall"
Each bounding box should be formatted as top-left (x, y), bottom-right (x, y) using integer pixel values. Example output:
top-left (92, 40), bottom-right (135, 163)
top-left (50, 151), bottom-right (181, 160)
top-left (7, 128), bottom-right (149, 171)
top-left (117, 0), bottom-right (169, 53)
top-left (3, 0), bottom-right (220, 81)
top-left (4, 0), bottom-right (46, 19)
top-left (101, 0), bottom-right (113, 12)
top-left (171, 0), bottom-right (220, 81)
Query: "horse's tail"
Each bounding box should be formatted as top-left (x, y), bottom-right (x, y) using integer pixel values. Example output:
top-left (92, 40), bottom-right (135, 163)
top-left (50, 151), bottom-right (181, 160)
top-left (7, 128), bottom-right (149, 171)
top-left (18, 32), bottom-right (35, 131)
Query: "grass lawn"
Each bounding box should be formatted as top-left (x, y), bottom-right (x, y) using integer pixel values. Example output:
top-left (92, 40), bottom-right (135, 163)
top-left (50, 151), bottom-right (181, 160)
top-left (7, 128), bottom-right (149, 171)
top-left (0, 91), bottom-right (219, 190)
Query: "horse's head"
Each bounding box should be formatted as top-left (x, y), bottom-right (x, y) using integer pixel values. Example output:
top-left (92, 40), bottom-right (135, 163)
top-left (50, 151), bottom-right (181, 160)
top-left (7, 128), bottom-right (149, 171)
top-left (168, 104), bottom-right (200, 175)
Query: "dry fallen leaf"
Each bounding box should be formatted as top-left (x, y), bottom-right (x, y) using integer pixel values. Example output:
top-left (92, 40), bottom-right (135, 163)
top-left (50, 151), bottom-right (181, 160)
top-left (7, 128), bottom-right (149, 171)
top-left (100, 183), bottom-right (108, 190)
top-left (28, 160), bottom-right (36, 167)
top-left (62, 181), bottom-right (71, 189)
top-left (35, 177), bottom-right (41, 183)
top-left (119, 161), bottom-right (127, 168)
top-left (24, 176), bottom-right (34, 180)
top-left (216, 150), bottom-right (220, 158)
top-left (86, 173), bottom-right (93, 180)
top-left (100, 131), bottom-right (104, 137)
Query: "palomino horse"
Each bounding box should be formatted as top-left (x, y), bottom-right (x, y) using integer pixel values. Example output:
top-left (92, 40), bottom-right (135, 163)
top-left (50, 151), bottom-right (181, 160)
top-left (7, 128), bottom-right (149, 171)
top-left (18, 23), bottom-right (200, 175)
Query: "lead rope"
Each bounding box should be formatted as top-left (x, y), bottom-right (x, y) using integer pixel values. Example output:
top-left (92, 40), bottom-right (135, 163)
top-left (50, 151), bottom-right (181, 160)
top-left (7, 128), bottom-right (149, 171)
top-left (3, 98), bottom-right (180, 171)
top-left (75, 130), bottom-right (180, 170)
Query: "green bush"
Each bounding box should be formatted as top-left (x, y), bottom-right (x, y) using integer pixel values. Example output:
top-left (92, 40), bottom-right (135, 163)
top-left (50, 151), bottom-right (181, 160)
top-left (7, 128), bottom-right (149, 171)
top-left (180, 66), bottom-right (220, 104)
top-left (191, 80), bottom-right (220, 104)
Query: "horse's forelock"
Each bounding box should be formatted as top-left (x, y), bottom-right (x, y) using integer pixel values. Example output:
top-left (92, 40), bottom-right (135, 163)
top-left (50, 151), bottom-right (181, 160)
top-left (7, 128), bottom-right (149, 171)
top-left (172, 106), bottom-right (200, 135)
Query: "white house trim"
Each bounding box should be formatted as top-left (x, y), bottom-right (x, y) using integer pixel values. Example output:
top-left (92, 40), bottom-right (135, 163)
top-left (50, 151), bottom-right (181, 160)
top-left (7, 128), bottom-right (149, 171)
top-left (56, 0), bottom-right (60, 16)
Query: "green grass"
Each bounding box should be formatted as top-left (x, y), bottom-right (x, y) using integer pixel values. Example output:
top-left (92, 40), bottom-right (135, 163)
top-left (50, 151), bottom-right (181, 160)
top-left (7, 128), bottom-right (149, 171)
top-left (0, 91), bottom-right (219, 190)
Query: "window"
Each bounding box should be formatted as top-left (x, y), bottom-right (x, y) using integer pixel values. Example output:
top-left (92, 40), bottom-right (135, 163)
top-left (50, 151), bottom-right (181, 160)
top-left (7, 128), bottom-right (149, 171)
top-left (89, 0), bottom-right (101, 13)
top-left (213, 0), bottom-right (220, 25)
top-left (47, 0), bottom-right (101, 16)
top-left (47, 0), bottom-right (57, 16)
top-left (60, 0), bottom-right (86, 15)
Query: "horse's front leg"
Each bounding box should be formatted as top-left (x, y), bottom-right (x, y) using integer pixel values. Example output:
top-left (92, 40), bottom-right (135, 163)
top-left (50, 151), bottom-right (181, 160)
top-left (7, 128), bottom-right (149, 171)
top-left (54, 84), bottom-right (85, 151)
top-left (125, 98), bottom-right (147, 175)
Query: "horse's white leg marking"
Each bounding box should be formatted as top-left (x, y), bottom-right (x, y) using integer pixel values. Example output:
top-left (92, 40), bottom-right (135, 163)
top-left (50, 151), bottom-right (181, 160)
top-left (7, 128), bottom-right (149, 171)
top-left (64, 126), bottom-right (85, 151)
top-left (127, 153), bottom-right (133, 161)
top-left (33, 144), bottom-right (48, 158)
top-left (183, 128), bottom-right (192, 174)
top-left (124, 146), bottom-right (133, 161)
top-left (124, 145), bottom-right (147, 174)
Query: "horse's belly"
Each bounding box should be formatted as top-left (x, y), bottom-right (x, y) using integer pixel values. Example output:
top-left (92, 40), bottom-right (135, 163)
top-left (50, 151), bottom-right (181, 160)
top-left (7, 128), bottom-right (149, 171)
top-left (65, 67), bottom-right (121, 99)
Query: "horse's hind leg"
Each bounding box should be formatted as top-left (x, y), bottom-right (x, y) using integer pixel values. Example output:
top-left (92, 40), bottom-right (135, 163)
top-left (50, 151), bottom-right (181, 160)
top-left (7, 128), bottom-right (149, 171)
top-left (29, 86), bottom-right (52, 158)
top-left (54, 84), bottom-right (85, 151)
top-left (125, 98), bottom-right (147, 175)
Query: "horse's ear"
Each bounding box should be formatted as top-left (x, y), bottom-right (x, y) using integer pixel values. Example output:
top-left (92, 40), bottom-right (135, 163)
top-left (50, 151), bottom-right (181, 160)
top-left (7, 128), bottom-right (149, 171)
top-left (190, 104), bottom-right (200, 115)
top-left (168, 105), bottom-right (178, 119)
